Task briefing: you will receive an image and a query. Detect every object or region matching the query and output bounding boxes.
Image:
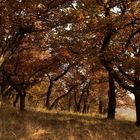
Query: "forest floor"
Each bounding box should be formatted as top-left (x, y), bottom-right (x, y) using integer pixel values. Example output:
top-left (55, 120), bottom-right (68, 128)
top-left (0, 105), bottom-right (140, 140)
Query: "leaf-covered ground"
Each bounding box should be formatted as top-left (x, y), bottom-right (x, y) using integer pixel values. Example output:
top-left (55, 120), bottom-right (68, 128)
top-left (0, 106), bottom-right (140, 140)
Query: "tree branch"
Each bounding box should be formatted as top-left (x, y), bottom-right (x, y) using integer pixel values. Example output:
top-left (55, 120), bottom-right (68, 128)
top-left (49, 86), bottom-right (73, 110)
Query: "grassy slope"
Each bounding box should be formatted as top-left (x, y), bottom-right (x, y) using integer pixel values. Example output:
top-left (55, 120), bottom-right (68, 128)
top-left (0, 106), bottom-right (140, 140)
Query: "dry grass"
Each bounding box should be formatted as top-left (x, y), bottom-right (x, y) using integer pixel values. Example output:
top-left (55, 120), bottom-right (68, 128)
top-left (0, 105), bottom-right (140, 140)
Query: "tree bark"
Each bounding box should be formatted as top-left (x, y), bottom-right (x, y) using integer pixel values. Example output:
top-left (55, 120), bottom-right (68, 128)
top-left (133, 80), bottom-right (140, 126)
top-left (49, 87), bottom-right (73, 110)
top-left (82, 83), bottom-right (90, 113)
top-left (107, 72), bottom-right (116, 119)
top-left (82, 98), bottom-right (88, 113)
top-left (19, 91), bottom-right (26, 111)
top-left (99, 99), bottom-right (104, 114)
top-left (76, 89), bottom-right (85, 112)
top-left (46, 80), bottom-right (53, 109)
top-left (13, 94), bottom-right (19, 107)
top-left (68, 93), bottom-right (71, 111)
top-left (134, 93), bottom-right (140, 126)
top-left (74, 91), bottom-right (78, 112)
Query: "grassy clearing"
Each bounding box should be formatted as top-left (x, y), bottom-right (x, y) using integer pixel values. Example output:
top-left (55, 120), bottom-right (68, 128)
top-left (0, 105), bottom-right (140, 140)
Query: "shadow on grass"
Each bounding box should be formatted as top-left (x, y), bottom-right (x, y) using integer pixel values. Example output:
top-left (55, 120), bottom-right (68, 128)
top-left (0, 106), bottom-right (140, 140)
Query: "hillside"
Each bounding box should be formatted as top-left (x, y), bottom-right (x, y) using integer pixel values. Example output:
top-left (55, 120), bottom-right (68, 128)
top-left (0, 106), bottom-right (140, 140)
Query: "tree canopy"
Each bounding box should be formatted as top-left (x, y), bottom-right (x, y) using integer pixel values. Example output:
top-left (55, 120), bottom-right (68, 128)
top-left (1, 0), bottom-right (140, 126)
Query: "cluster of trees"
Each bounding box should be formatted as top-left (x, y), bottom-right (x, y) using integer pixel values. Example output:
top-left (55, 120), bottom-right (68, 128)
top-left (0, 0), bottom-right (140, 126)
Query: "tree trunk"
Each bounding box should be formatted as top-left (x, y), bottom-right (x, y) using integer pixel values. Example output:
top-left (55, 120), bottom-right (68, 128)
top-left (49, 87), bottom-right (73, 110)
top-left (134, 93), bottom-right (140, 126)
top-left (46, 80), bottom-right (53, 109)
top-left (74, 91), bottom-right (78, 112)
top-left (107, 72), bottom-right (116, 119)
top-left (99, 99), bottom-right (104, 114)
top-left (133, 80), bottom-right (140, 126)
top-left (13, 94), bottom-right (19, 107)
top-left (76, 92), bottom-right (84, 112)
top-left (82, 100), bottom-right (88, 113)
top-left (46, 92), bottom-right (51, 109)
top-left (19, 91), bottom-right (26, 111)
top-left (68, 93), bottom-right (71, 112)
top-left (82, 83), bottom-right (90, 113)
